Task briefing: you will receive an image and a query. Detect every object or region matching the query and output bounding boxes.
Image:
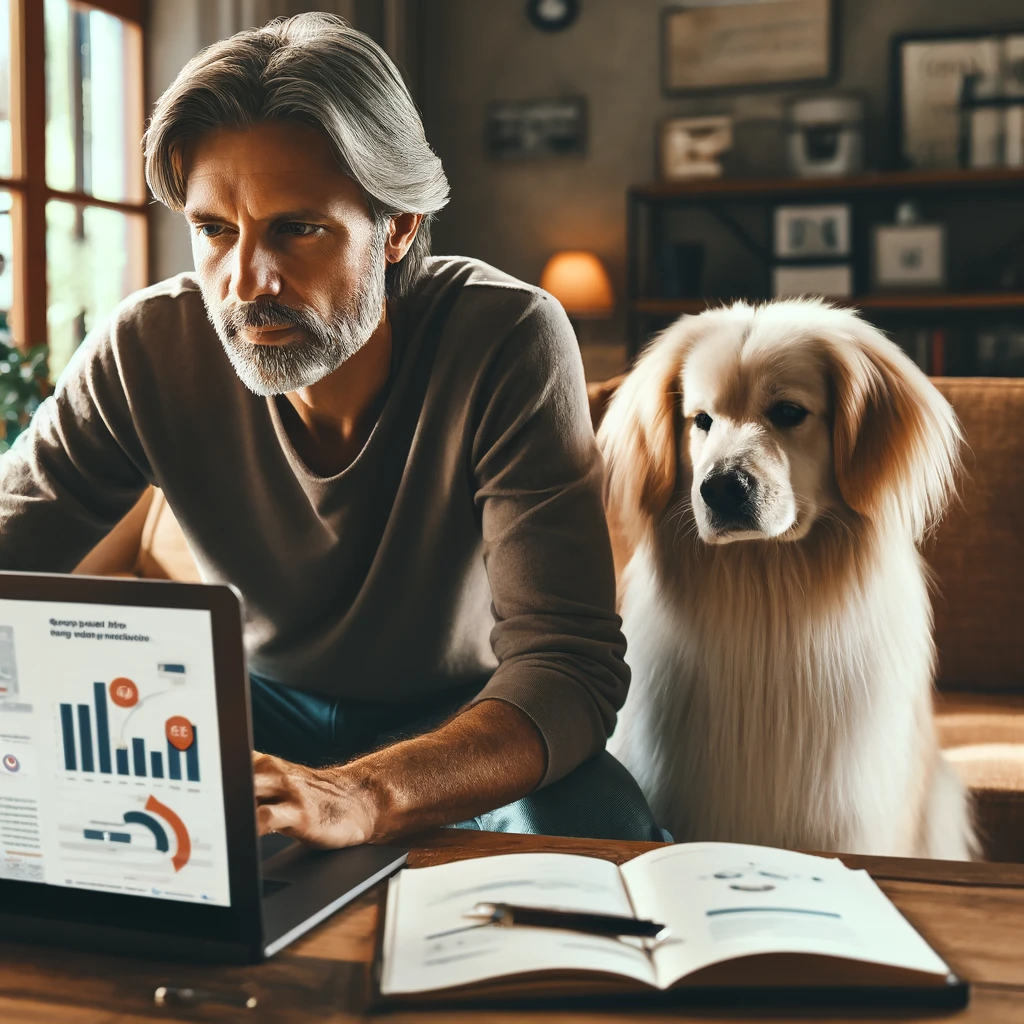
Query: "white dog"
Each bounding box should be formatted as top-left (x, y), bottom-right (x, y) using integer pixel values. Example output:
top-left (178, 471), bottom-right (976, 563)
top-left (598, 300), bottom-right (976, 859)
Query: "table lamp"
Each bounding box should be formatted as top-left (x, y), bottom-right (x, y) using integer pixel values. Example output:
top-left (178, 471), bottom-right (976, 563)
top-left (539, 251), bottom-right (614, 337)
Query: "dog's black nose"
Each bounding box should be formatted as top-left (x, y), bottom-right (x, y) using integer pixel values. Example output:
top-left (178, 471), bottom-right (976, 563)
top-left (700, 470), bottom-right (756, 521)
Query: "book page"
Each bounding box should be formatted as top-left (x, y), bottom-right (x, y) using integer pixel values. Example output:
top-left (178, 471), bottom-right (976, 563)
top-left (380, 852), bottom-right (657, 995)
top-left (620, 843), bottom-right (951, 990)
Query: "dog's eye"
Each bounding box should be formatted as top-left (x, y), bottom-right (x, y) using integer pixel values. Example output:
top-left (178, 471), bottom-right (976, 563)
top-left (693, 412), bottom-right (713, 432)
top-left (767, 402), bottom-right (809, 428)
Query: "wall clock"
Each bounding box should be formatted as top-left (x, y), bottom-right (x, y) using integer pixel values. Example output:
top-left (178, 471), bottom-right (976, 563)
top-left (526, 0), bottom-right (579, 33)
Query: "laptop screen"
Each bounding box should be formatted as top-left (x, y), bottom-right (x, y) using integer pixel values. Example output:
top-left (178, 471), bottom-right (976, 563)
top-left (0, 596), bottom-right (233, 907)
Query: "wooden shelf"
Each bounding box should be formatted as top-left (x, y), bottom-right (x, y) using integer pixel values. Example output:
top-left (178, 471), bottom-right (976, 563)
top-left (633, 294), bottom-right (1024, 316)
top-left (631, 167), bottom-right (1024, 201)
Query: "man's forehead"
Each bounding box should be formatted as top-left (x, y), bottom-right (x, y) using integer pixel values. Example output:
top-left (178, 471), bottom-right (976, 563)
top-left (184, 171), bottom-right (345, 216)
top-left (182, 123), bottom-right (362, 214)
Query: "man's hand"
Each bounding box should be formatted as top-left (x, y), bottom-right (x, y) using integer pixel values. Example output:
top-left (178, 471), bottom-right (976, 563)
top-left (253, 699), bottom-right (547, 848)
top-left (253, 753), bottom-right (379, 848)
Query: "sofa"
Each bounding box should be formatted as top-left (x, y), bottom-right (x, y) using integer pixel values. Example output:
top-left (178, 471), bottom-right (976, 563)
top-left (75, 377), bottom-right (1024, 862)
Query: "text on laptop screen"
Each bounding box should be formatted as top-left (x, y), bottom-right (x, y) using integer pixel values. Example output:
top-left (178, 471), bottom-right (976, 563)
top-left (0, 598), bottom-right (232, 906)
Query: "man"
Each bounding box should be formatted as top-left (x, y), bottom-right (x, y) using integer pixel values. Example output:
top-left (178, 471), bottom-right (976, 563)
top-left (0, 14), bottom-right (660, 845)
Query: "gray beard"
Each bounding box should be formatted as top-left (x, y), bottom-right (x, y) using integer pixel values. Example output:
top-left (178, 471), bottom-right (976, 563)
top-left (202, 224), bottom-right (388, 397)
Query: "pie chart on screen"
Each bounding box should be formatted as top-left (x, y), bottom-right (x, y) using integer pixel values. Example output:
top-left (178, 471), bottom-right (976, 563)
top-left (84, 795), bottom-right (193, 872)
top-left (141, 795), bottom-right (192, 872)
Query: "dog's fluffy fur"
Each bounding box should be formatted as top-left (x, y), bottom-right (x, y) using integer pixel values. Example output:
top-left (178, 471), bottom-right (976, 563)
top-left (598, 300), bottom-right (976, 859)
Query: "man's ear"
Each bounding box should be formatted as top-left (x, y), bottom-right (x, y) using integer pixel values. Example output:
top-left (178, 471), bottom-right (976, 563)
top-left (385, 213), bottom-right (423, 264)
top-left (826, 320), bottom-right (962, 540)
top-left (597, 324), bottom-right (690, 546)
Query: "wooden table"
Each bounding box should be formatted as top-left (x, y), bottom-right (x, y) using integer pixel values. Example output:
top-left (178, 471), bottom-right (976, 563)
top-left (2, 830), bottom-right (1024, 1023)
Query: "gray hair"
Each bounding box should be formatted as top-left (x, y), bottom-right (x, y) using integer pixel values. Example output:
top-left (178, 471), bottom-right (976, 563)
top-left (144, 12), bottom-right (449, 298)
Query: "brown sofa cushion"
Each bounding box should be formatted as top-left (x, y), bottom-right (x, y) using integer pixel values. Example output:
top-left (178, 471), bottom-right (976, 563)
top-left (928, 379), bottom-right (1024, 692)
top-left (936, 692), bottom-right (1024, 863)
top-left (73, 487), bottom-right (201, 582)
top-left (134, 489), bottom-right (202, 582)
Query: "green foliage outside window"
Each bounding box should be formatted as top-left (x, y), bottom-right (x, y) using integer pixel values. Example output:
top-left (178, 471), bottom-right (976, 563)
top-left (0, 311), bottom-right (49, 454)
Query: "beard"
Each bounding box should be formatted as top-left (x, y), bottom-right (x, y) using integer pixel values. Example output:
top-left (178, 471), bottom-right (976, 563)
top-left (201, 222), bottom-right (388, 397)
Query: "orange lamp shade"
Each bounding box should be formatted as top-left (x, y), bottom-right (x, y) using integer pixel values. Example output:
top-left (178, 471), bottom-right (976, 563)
top-left (539, 250), bottom-right (614, 318)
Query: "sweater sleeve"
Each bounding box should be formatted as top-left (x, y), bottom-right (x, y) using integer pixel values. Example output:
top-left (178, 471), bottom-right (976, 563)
top-left (469, 291), bottom-right (629, 785)
top-left (0, 307), bottom-right (152, 572)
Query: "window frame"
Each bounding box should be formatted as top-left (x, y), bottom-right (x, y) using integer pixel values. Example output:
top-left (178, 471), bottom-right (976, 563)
top-left (4, 0), bottom-right (148, 353)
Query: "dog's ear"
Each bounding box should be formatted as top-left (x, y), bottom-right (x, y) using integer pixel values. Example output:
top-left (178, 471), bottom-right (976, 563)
top-left (587, 374), bottom-right (627, 432)
top-left (826, 320), bottom-right (962, 539)
top-left (597, 326), bottom-right (688, 544)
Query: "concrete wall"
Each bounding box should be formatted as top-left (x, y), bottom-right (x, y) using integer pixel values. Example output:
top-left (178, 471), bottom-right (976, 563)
top-left (420, 0), bottom-right (1024, 348)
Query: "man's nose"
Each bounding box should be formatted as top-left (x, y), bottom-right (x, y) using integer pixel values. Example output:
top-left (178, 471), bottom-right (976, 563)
top-left (231, 234), bottom-right (283, 304)
top-left (700, 469), bottom-right (757, 521)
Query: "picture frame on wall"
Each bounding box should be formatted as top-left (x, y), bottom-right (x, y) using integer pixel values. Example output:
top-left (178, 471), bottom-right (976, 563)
top-left (772, 264), bottom-right (853, 299)
top-left (662, 0), bottom-right (836, 95)
top-left (485, 97), bottom-right (587, 160)
top-left (773, 204), bottom-right (851, 259)
top-left (483, 96), bottom-right (589, 158)
top-left (873, 223), bottom-right (946, 290)
top-left (659, 116), bottom-right (734, 179)
top-left (891, 27), bottom-right (1024, 169)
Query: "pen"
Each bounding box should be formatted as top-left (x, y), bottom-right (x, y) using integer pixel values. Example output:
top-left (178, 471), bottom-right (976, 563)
top-left (465, 902), bottom-right (670, 941)
top-left (153, 985), bottom-right (258, 1010)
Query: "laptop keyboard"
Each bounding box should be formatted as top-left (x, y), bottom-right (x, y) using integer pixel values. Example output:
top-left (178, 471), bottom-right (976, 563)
top-left (261, 877), bottom-right (292, 898)
top-left (260, 832), bottom-right (296, 861)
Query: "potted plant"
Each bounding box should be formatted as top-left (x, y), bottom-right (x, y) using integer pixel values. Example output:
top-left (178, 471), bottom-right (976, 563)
top-left (0, 313), bottom-right (49, 454)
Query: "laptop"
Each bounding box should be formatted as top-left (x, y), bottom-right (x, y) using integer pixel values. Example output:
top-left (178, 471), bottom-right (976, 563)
top-left (0, 571), bottom-right (408, 963)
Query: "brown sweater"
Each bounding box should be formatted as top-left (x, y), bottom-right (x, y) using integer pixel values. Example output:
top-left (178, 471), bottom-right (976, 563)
top-left (0, 257), bottom-right (628, 784)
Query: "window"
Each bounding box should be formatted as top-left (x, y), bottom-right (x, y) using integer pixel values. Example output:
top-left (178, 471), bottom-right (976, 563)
top-left (4, 0), bottom-right (146, 378)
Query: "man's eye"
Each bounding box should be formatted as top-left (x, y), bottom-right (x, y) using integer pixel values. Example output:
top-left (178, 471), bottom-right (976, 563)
top-left (767, 402), bottom-right (809, 428)
top-left (278, 222), bottom-right (319, 236)
top-left (197, 224), bottom-right (223, 237)
top-left (694, 412), bottom-right (713, 432)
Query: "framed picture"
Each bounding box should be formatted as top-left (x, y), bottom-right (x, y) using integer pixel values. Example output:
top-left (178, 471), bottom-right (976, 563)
top-left (774, 204), bottom-right (851, 259)
top-left (773, 264), bottom-right (853, 299)
top-left (662, 0), bottom-right (836, 95)
top-left (891, 27), bottom-right (1024, 169)
top-left (485, 97), bottom-right (587, 160)
top-left (659, 116), bottom-right (733, 180)
top-left (873, 224), bottom-right (946, 290)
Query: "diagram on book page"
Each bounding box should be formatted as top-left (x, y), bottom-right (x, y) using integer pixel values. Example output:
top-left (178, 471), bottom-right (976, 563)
top-left (697, 859), bottom-right (830, 893)
top-left (620, 843), bottom-right (948, 987)
top-left (691, 859), bottom-right (858, 946)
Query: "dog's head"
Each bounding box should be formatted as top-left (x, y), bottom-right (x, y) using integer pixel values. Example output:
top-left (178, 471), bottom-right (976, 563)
top-left (598, 300), bottom-right (962, 550)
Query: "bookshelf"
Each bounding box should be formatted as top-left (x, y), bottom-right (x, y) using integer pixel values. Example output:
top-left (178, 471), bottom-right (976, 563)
top-left (634, 293), bottom-right (1024, 316)
top-left (627, 168), bottom-right (1024, 373)
top-left (631, 166), bottom-right (1024, 201)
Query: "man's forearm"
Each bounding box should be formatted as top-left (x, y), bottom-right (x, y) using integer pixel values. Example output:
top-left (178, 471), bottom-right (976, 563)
top-left (253, 699), bottom-right (547, 846)
top-left (352, 699), bottom-right (546, 839)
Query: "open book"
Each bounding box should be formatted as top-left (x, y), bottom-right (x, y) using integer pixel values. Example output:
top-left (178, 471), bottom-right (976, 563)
top-left (375, 843), bottom-right (965, 1007)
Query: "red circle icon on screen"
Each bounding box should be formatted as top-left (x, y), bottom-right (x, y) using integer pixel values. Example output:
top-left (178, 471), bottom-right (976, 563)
top-left (109, 677), bottom-right (139, 708)
top-left (166, 716), bottom-right (195, 751)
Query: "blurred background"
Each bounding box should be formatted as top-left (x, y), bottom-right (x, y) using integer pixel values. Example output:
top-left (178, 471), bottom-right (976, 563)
top-left (3, 0), bottom-right (1023, 865)
top-left (4, 0), bottom-right (1024, 400)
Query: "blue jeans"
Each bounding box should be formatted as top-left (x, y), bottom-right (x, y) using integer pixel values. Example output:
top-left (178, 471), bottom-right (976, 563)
top-left (249, 674), bottom-right (666, 842)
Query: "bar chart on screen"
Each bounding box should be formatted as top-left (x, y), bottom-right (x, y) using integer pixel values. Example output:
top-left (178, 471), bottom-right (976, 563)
top-left (56, 664), bottom-right (204, 787)
top-left (0, 597), bottom-right (231, 904)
